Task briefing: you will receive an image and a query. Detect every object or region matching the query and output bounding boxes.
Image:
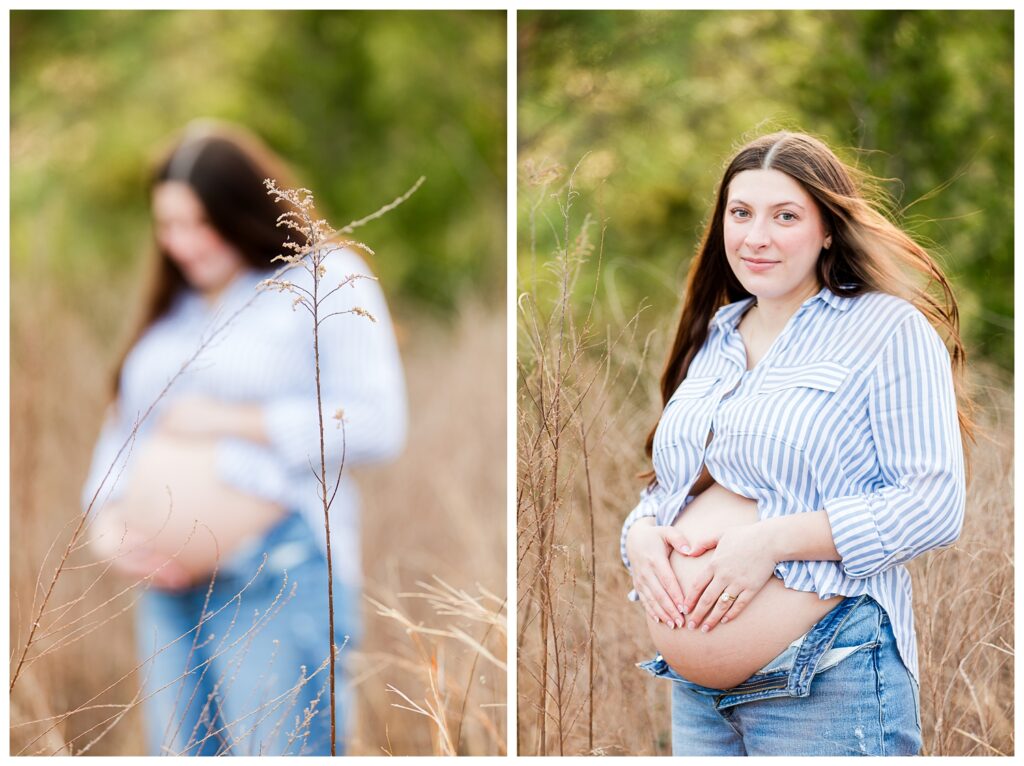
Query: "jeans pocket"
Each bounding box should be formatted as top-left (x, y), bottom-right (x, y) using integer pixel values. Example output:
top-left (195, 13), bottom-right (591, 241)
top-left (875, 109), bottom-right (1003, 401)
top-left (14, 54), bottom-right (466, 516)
top-left (814, 640), bottom-right (879, 675)
top-left (762, 638), bottom-right (878, 678)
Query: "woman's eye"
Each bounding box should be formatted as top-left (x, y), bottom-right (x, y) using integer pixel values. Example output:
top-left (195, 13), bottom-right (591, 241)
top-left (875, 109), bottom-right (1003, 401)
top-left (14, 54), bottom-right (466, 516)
top-left (730, 208), bottom-right (750, 218)
top-left (778, 212), bottom-right (797, 222)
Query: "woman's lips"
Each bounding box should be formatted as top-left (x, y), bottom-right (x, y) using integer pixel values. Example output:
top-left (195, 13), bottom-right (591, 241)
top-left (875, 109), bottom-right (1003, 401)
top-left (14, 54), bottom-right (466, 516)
top-left (741, 257), bottom-right (779, 273)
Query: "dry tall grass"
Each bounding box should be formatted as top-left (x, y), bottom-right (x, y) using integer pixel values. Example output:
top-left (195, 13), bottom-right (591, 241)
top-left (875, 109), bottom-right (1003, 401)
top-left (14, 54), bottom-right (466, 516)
top-left (354, 303), bottom-right (507, 756)
top-left (516, 166), bottom-right (1013, 756)
top-left (10, 267), bottom-right (506, 756)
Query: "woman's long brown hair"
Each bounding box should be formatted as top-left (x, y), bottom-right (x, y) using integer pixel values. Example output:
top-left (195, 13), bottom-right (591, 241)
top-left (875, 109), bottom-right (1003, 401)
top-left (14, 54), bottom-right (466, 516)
top-left (111, 121), bottom-right (303, 395)
top-left (644, 131), bottom-right (974, 468)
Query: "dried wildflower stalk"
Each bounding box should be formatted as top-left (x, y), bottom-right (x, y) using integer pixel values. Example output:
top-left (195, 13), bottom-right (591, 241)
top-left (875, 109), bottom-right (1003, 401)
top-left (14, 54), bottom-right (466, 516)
top-left (259, 176), bottom-right (423, 755)
top-left (10, 175), bottom-right (422, 755)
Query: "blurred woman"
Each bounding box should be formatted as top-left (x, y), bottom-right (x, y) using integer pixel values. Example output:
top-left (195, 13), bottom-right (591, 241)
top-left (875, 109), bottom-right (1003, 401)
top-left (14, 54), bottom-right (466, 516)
top-left (621, 131), bottom-right (970, 755)
top-left (81, 120), bottom-right (406, 755)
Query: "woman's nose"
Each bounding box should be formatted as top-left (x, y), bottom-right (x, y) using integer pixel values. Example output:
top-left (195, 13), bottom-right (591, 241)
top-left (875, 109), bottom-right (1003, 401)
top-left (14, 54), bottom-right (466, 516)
top-left (744, 218), bottom-right (771, 249)
top-left (164, 227), bottom-right (201, 261)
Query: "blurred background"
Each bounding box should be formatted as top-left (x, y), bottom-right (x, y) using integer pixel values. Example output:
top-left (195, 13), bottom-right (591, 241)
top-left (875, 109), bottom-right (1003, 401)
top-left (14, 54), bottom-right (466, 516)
top-left (519, 9), bottom-right (1012, 366)
top-left (517, 9), bottom-right (1012, 757)
top-left (11, 10), bottom-right (505, 755)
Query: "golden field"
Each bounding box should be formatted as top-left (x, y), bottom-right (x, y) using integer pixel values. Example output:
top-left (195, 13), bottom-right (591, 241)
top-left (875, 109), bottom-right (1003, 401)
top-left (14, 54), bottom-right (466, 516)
top-left (10, 271), bottom-right (506, 756)
top-left (516, 177), bottom-right (1013, 757)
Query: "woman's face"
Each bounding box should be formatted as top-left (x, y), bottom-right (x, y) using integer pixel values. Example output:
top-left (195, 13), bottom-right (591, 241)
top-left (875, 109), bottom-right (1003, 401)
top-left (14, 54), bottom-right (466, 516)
top-left (722, 168), bottom-right (829, 306)
top-left (153, 181), bottom-right (246, 297)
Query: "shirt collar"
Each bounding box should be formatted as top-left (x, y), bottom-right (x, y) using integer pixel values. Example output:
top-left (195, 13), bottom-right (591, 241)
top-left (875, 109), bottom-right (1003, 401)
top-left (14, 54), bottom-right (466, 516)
top-left (712, 285), bottom-right (854, 332)
top-left (177, 267), bottom-right (265, 321)
top-left (712, 296), bottom-right (756, 332)
top-left (818, 286), bottom-right (857, 312)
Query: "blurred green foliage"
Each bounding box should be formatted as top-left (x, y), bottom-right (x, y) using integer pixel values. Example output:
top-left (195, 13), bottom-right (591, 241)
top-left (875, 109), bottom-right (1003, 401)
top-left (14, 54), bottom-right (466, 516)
top-left (518, 10), bottom-right (1013, 369)
top-left (12, 10), bottom-right (505, 318)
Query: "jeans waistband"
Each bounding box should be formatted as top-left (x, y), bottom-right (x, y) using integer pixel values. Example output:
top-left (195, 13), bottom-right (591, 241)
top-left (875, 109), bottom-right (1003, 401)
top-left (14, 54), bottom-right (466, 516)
top-left (218, 511), bottom-right (320, 580)
top-left (638, 594), bottom-right (874, 709)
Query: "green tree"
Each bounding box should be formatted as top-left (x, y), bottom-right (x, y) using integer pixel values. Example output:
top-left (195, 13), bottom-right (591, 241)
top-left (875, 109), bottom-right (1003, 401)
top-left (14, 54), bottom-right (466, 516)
top-left (519, 9), bottom-right (1013, 368)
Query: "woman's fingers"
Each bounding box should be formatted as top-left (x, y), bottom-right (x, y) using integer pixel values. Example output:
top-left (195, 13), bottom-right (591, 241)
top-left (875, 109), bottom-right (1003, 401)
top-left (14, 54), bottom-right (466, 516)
top-left (637, 591), bottom-right (664, 625)
top-left (651, 554), bottom-right (687, 620)
top-left (686, 535), bottom-right (720, 557)
top-left (687, 571), bottom-right (725, 630)
top-left (682, 566), bottom-right (713, 625)
top-left (700, 585), bottom-right (744, 632)
top-left (151, 558), bottom-right (192, 590)
top-left (111, 548), bottom-right (161, 578)
top-left (112, 548), bottom-right (191, 590)
top-left (666, 527), bottom-right (720, 557)
top-left (719, 588), bottom-right (752, 626)
top-left (663, 527), bottom-right (693, 555)
top-left (639, 570), bottom-right (684, 627)
top-left (638, 586), bottom-right (673, 626)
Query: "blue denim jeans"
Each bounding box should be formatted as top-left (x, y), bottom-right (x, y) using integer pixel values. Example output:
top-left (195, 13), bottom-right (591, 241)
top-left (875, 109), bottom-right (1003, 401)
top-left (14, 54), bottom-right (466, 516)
top-left (135, 512), bottom-right (361, 756)
top-left (639, 595), bottom-right (922, 756)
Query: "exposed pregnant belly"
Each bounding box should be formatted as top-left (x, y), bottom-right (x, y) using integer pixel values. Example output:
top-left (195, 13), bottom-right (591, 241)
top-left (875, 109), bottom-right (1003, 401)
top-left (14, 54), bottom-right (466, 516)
top-left (89, 432), bottom-right (285, 580)
top-left (647, 483), bottom-right (842, 689)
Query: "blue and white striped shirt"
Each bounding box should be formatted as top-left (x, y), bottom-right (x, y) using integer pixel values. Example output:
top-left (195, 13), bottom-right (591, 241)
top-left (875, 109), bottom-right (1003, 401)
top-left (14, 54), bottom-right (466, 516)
top-left (619, 286), bottom-right (966, 682)
top-left (81, 248), bottom-right (407, 585)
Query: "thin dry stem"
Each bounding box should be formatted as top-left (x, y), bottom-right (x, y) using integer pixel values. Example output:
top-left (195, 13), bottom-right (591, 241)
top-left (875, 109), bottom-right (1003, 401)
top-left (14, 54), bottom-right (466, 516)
top-left (262, 176), bottom-right (423, 755)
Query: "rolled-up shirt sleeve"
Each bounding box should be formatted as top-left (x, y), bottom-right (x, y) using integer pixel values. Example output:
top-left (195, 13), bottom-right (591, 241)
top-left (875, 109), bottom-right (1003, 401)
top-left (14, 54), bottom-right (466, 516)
top-left (823, 311), bottom-right (966, 579)
top-left (260, 247), bottom-right (407, 478)
top-left (619, 478), bottom-right (668, 596)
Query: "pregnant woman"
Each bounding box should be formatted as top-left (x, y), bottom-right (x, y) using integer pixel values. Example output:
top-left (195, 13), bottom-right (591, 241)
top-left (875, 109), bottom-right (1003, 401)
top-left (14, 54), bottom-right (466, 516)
top-left (80, 121), bottom-right (406, 755)
top-left (621, 131), bottom-right (970, 756)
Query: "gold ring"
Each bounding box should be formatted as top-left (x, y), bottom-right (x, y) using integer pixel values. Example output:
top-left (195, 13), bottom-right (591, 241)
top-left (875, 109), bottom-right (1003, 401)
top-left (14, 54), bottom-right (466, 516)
top-left (719, 592), bottom-right (736, 603)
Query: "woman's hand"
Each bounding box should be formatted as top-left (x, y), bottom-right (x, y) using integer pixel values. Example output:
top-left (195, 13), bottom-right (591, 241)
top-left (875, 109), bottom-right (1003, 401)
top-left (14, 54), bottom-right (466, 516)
top-left (159, 394), bottom-right (229, 439)
top-left (159, 395), bottom-right (266, 443)
top-left (88, 510), bottom-right (190, 589)
top-left (109, 545), bottom-right (195, 591)
top-left (625, 518), bottom-right (692, 628)
top-left (673, 522), bottom-right (779, 632)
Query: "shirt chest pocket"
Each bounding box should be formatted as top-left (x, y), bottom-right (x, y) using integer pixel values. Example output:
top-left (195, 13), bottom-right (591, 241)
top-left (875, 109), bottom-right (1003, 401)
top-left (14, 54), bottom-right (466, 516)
top-left (653, 375), bottom-right (720, 454)
top-left (728, 362), bottom-right (850, 450)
